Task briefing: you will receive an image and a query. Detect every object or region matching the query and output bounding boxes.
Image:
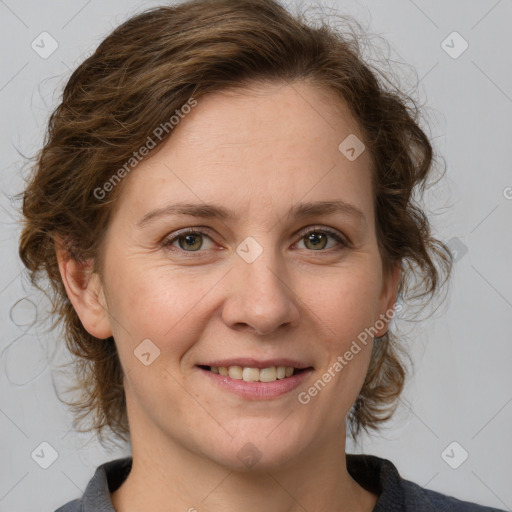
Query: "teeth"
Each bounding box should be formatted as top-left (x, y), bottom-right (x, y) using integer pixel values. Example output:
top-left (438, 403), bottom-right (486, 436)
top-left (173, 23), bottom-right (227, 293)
top-left (259, 367), bottom-right (277, 382)
top-left (209, 365), bottom-right (298, 382)
top-left (242, 367), bottom-right (260, 382)
top-left (228, 366), bottom-right (243, 379)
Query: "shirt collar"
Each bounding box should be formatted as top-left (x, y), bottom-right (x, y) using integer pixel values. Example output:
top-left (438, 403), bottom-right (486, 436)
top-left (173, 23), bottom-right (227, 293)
top-left (77, 453), bottom-right (401, 511)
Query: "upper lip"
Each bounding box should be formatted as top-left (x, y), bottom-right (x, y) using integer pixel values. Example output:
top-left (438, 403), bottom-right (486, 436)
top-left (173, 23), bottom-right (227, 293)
top-left (197, 358), bottom-right (312, 369)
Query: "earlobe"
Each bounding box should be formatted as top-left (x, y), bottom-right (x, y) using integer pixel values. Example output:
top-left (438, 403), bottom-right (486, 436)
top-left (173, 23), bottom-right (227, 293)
top-left (55, 239), bottom-right (113, 340)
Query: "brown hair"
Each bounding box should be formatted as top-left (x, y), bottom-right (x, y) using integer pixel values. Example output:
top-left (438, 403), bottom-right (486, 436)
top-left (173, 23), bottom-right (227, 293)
top-left (17, 0), bottom-right (453, 445)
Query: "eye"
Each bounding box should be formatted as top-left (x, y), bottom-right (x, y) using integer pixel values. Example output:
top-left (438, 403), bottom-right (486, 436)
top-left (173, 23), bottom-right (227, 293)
top-left (160, 226), bottom-right (349, 256)
top-left (295, 227), bottom-right (349, 252)
top-left (161, 228), bottom-right (215, 253)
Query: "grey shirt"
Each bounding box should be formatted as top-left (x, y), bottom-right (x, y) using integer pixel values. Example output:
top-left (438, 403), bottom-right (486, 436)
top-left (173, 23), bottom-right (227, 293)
top-left (54, 454), bottom-right (506, 511)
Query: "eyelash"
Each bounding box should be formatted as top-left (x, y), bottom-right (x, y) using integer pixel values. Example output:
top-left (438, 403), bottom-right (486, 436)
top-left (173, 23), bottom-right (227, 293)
top-left (160, 225), bottom-right (350, 256)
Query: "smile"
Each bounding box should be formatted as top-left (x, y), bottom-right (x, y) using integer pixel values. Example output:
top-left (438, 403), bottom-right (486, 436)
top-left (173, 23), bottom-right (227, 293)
top-left (197, 363), bottom-right (314, 400)
top-left (204, 365), bottom-right (302, 382)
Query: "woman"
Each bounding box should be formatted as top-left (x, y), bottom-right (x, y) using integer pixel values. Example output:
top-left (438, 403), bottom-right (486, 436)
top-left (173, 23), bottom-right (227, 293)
top-left (18, 0), bottom-right (505, 510)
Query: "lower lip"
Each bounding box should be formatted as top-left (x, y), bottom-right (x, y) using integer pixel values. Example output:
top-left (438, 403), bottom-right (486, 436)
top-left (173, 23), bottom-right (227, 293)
top-left (199, 367), bottom-right (313, 400)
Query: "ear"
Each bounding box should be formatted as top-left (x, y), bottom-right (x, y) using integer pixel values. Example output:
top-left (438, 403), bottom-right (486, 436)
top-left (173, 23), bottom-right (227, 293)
top-left (374, 261), bottom-right (401, 338)
top-left (55, 237), bottom-right (112, 340)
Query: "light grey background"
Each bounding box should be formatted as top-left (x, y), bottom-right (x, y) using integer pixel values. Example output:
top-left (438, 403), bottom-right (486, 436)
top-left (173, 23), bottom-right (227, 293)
top-left (1, 0), bottom-right (511, 510)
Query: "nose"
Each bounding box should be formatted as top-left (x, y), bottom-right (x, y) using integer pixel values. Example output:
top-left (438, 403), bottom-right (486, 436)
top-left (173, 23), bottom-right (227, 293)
top-left (221, 247), bottom-right (301, 337)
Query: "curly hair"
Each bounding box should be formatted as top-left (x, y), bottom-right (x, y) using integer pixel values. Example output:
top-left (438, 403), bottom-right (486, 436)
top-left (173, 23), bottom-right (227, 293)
top-left (17, 0), bottom-right (453, 445)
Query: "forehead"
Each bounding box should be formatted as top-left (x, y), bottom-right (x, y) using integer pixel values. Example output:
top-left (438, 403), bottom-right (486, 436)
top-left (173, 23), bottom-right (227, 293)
top-left (169, 81), bottom-right (363, 155)
top-left (111, 81), bottom-right (374, 226)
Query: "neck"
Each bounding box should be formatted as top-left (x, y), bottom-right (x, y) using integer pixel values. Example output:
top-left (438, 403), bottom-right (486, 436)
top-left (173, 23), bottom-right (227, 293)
top-left (111, 421), bottom-right (377, 512)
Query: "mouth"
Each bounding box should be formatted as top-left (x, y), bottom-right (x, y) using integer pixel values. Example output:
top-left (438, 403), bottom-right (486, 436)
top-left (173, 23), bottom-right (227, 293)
top-left (198, 364), bottom-right (309, 383)
top-left (196, 360), bottom-right (314, 400)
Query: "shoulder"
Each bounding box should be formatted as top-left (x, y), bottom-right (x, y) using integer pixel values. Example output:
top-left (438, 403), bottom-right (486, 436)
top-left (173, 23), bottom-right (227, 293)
top-left (398, 476), bottom-right (505, 511)
top-left (54, 498), bottom-right (81, 512)
top-left (53, 456), bottom-right (132, 512)
top-left (346, 453), bottom-right (506, 512)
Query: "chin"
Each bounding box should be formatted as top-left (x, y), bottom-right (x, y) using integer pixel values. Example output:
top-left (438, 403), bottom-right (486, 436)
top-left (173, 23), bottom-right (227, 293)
top-left (201, 424), bottom-right (309, 473)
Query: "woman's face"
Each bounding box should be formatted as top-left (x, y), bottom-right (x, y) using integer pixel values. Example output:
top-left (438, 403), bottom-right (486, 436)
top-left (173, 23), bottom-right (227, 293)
top-left (82, 81), bottom-right (400, 470)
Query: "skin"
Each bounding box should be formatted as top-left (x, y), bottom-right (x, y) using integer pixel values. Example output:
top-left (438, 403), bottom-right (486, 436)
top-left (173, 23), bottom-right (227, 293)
top-left (57, 80), bottom-right (401, 512)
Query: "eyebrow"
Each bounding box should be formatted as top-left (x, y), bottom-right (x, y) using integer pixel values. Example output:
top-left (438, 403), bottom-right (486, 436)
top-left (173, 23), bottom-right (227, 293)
top-left (136, 199), bottom-right (367, 228)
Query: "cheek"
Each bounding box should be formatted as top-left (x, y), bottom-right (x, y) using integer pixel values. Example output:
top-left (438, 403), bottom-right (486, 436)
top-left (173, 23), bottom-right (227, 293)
top-left (103, 260), bottom-right (207, 361)
top-left (299, 266), bottom-right (379, 403)
top-left (304, 266), bottom-right (381, 346)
